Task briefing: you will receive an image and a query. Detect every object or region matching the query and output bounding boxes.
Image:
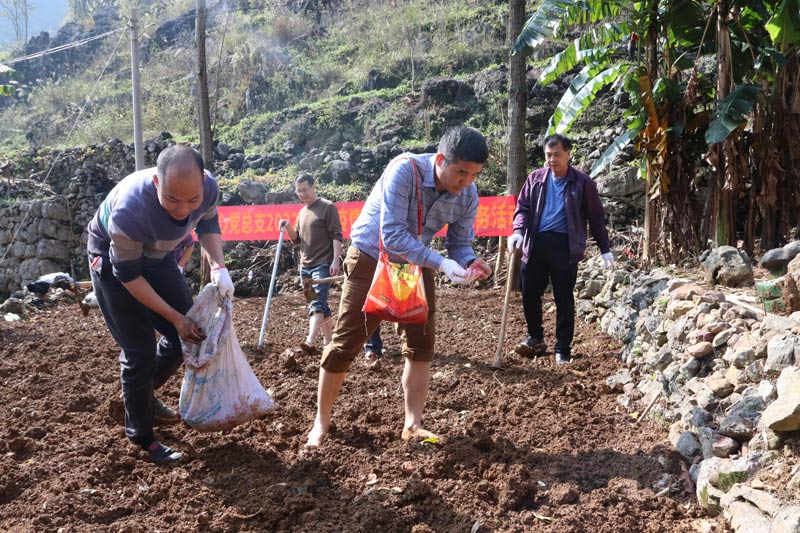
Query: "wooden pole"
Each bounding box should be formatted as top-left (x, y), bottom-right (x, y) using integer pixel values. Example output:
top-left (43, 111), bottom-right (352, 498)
top-left (492, 252), bottom-right (518, 369)
top-left (196, 0), bottom-right (213, 170)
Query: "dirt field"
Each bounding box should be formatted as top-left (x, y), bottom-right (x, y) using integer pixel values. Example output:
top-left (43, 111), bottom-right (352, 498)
top-left (0, 286), bottom-right (726, 532)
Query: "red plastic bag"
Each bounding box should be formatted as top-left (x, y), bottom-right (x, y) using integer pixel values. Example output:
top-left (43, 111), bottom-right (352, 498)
top-left (362, 252), bottom-right (428, 324)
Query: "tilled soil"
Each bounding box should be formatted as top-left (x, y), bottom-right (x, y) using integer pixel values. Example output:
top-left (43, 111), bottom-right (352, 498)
top-left (0, 287), bottom-right (726, 532)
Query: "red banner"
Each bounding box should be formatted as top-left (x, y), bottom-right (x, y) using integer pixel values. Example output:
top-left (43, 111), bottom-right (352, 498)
top-left (217, 196), bottom-right (517, 241)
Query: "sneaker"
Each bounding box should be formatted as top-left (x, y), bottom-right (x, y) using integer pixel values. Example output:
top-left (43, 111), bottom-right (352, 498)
top-left (147, 441), bottom-right (183, 463)
top-left (514, 336), bottom-right (545, 358)
top-left (154, 397), bottom-right (180, 424)
top-left (300, 342), bottom-right (320, 355)
top-left (555, 350), bottom-right (572, 365)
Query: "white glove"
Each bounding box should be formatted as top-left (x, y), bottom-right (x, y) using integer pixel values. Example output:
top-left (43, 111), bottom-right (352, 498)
top-left (438, 258), bottom-right (470, 284)
top-left (601, 252), bottom-right (615, 269)
top-left (211, 267), bottom-right (235, 299)
top-left (507, 234), bottom-right (523, 253)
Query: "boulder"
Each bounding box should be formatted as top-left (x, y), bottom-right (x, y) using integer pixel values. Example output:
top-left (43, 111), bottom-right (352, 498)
top-left (696, 457), bottom-right (726, 515)
top-left (594, 166), bottom-right (645, 198)
top-left (765, 333), bottom-right (797, 376)
top-left (675, 431), bottom-right (701, 461)
top-left (236, 180), bottom-right (266, 204)
top-left (36, 239), bottom-right (69, 261)
top-left (761, 367), bottom-right (800, 432)
top-left (725, 501), bottom-right (771, 532)
top-left (770, 506), bottom-right (800, 533)
top-left (706, 374), bottom-right (734, 398)
top-left (666, 300), bottom-right (696, 320)
top-left (700, 246), bottom-right (754, 287)
top-left (711, 434), bottom-right (739, 458)
top-left (761, 240), bottom-right (800, 274)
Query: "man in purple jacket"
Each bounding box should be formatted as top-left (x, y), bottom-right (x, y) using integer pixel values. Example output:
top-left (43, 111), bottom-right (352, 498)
top-left (508, 134), bottom-right (613, 364)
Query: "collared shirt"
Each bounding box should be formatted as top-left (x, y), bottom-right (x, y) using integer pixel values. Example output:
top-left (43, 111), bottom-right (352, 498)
top-left (350, 153), bottom-right (478, 269)
top-left (86, 167), bottom-right (220, 282)
top-left (538, 169), bottom-right (568, 233)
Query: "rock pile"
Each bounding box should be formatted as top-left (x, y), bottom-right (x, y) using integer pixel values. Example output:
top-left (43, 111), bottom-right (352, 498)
top-left (577, 254), bottom-right (800, 532)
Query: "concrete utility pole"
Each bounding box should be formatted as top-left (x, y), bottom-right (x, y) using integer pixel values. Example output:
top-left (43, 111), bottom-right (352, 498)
top-left (196, 0), bottom-right (213, 171)
top-left (129, 5), bottom-right (144, 170)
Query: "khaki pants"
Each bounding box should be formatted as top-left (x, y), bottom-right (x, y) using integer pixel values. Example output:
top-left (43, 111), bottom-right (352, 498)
top-left (320, 246), bottom-right (436, 373)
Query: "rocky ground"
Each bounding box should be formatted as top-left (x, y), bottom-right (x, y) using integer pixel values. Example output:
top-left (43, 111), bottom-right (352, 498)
top-left (0, 284), bottom-right (727, 532)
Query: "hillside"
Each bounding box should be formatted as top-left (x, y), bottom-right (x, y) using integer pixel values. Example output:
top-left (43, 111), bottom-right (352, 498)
top-left (0, 0), bottom-right (534, 184)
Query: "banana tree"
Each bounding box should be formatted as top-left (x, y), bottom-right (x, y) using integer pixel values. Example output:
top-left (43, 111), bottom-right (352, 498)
top-left (513, 0), bottom-right (798, 262)
top-left (747, 0), bottom-right (800, 250)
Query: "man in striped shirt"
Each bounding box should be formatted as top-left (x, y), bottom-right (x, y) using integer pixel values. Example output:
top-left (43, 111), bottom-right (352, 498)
top-left (306, 126), bottom-right (492, 446)
top-left (87, 145), bottom-right (233, 463)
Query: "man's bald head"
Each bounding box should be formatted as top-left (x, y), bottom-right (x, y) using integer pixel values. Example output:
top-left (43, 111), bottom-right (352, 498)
top-left (156, 145), bottom-right (205, 185)
top-left (153, 145), bottom-right (206, 220)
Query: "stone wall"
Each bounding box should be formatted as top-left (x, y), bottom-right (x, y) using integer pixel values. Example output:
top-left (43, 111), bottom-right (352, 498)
top-left (576, 258), bottom-right (800, 532)
top-left (0, 139), bottom-right (161, 294)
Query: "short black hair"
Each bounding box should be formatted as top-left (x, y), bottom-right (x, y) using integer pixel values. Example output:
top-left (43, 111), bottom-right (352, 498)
top-left (295, 173), bottom-right (315, 187)
top-left (437, 126), bottom-right (489, 165)
top-left (156, 145), bottom-right (205, 181)
top-left (544, 133), bottom-right (573, 151)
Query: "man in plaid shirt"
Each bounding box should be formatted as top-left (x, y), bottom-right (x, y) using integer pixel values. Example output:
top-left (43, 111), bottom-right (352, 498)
top-left (307, 126), bottom-right (492, 446)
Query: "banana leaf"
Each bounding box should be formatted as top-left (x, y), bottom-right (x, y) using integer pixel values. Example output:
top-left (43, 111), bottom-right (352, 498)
top-left (765, 0), bottom-right (800, 52)
top-left (511, 0), bottom-right (627, 56)
top-left (705, 84), bottom-right (760, 145)
top-left (548, 63), bottom-right (625, 134)
top-left (538, 22), bottom-right (628, 85)
top-left (511, 0), bottom-right (570, 56)
top-left (539, 46), bottom-right (615, 85)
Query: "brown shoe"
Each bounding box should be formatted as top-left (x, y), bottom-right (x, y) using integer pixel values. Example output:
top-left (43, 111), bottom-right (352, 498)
top-left (300, 342), bottom-right (319, 355)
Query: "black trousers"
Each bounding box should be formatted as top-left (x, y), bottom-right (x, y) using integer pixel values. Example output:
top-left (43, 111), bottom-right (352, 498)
top-left (520, 231), bottom-right (579, 355)
top-left (90, 254), bottom-right (192, 448)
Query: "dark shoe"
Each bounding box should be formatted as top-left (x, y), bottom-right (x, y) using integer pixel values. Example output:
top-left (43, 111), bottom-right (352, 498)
top-left (515, 336), bottom-right (545, 357)
top-left (555, 350), bottom-right (572, 365)
top-left (147, 441), bottom-right (183, 463)
top-left (154, 397), bottom-right (180, 424)
top-left (300, 342), bottom-right (320, 355)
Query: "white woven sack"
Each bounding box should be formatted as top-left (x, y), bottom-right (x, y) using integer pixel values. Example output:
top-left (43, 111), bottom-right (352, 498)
top-left (179, 285), bottom-right (276, 431)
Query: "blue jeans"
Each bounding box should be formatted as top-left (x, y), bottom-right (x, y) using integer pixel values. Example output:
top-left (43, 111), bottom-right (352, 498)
top-left (365, 328), bottom-right (383, 354)
top-left (300, 263), bottom-right (332, 318)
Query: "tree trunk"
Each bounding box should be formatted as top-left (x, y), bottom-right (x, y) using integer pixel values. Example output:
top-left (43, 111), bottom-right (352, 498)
top-left (505, 0), bottom-right (526, 288)
top-left (196, 0), bottom-right (214, 171)
top-left (709, 0), bottom-right (736, 248)
top-left (642, 0), bottom-right (659, 264)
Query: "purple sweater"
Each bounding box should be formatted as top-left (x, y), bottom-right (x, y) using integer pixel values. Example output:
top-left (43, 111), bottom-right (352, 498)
top-left (512, 166), bottom-right (610, 265)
